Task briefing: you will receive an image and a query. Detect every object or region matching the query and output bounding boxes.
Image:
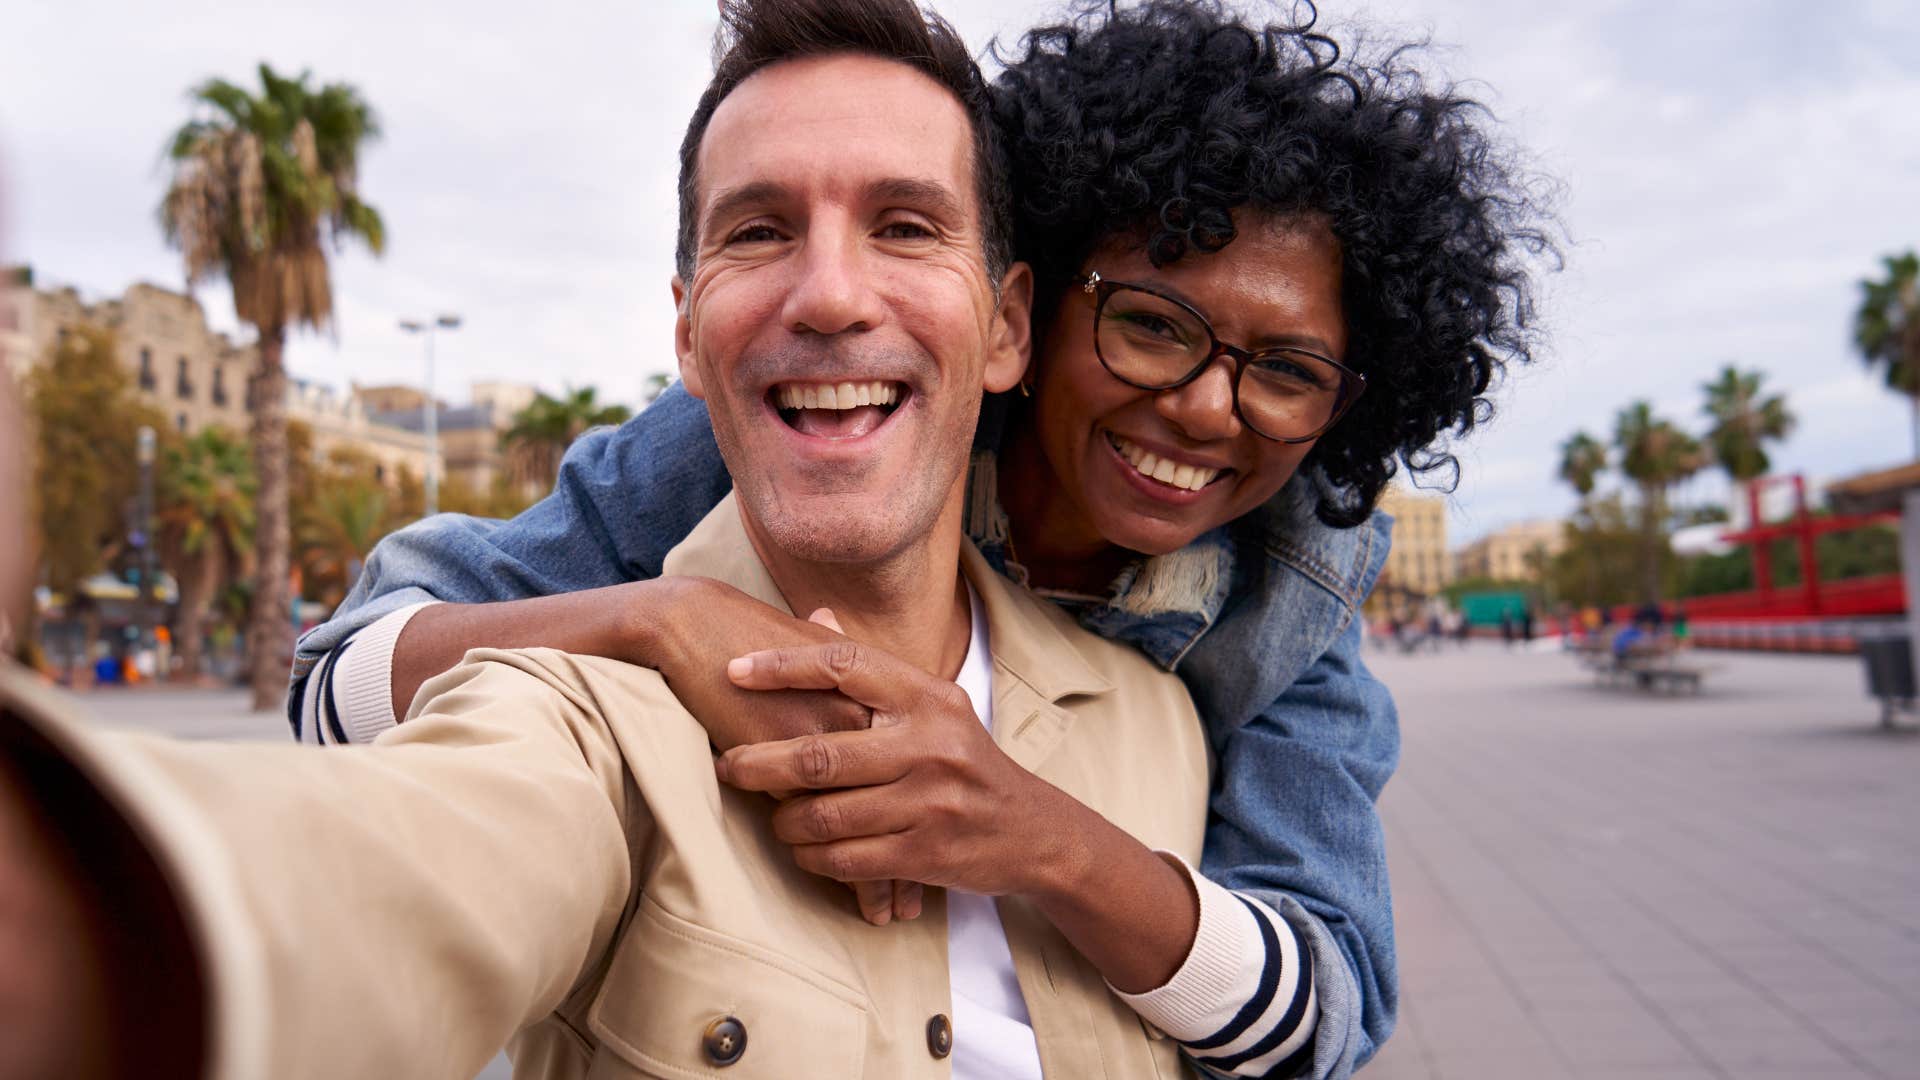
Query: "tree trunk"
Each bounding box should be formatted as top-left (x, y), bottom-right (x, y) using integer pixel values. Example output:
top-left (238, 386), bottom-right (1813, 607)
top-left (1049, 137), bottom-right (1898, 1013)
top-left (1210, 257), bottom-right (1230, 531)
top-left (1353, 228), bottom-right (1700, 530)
top-left (246, 327), bottom-right (293, 711)
top-left (174, 541), bottom-right (219, 681)
top-left (1641, 482), bottom-right (1666, 603)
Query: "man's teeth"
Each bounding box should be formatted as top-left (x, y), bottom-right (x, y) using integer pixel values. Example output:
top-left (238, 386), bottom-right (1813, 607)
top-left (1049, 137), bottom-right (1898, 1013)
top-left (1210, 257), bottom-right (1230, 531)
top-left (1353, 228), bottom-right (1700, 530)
top-left (775, 381), bottom-right (900, 411)
top-left (1108, 433), bottom-right (1220, 492)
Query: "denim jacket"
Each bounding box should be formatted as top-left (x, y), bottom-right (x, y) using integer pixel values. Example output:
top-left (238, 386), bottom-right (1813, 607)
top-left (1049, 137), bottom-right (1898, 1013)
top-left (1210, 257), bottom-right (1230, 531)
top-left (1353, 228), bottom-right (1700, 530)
top-left (291, 384), bottom-right (1399, 1077)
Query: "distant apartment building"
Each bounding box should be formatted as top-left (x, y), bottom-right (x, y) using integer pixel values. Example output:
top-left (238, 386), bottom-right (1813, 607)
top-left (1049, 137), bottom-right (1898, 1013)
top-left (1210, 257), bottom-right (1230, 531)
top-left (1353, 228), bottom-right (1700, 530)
top-left (288, 379), bottom-right (440, 486)
top-left (4, 270), bottom-right (256, 438)
top-left (2, 267), bottom-right (437, 487)
top-left (1375, 485), bottom-right (1451, 601)
top-left (358, 380), bottom-right (542, 498)
top-left (1453, 518), bottom-right (1567, 583)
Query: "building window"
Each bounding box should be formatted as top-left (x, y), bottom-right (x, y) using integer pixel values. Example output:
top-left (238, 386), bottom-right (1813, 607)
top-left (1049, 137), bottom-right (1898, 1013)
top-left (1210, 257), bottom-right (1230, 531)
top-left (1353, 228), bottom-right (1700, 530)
top-left (175, 357), bottom-right (194, 400)
top-left (138, 347), bottom-right (157, 392)
top-left (176, 413), bottom-right (188, 433)
top-left (211, 365), bottom-right (228, 407)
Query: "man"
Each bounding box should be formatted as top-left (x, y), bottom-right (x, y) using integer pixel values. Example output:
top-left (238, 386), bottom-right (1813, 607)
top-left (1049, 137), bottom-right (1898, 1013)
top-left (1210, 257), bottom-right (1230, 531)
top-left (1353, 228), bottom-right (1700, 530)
top-left (0, 2), bottom-right (1282, 1076)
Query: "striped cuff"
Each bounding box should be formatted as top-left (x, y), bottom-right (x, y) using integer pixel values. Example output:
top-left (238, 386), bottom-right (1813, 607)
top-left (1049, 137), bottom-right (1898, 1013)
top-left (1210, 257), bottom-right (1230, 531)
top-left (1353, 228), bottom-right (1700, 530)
top-left (1113, 853), bottom-right (1317, 1077)
top-left (329, 601), bottom-right (439, 744)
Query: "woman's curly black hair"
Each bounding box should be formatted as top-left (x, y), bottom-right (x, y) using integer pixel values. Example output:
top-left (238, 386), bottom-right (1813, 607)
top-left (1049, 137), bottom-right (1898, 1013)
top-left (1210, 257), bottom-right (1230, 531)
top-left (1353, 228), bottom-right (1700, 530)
top-left (991, 0), bottom-right (1560, 528)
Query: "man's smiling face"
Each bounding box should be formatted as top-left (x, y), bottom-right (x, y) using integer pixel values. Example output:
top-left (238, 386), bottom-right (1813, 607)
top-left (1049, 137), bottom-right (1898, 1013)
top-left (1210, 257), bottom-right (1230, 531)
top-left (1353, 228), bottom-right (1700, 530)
top-left (674, 52), bottom-right (1025, 567)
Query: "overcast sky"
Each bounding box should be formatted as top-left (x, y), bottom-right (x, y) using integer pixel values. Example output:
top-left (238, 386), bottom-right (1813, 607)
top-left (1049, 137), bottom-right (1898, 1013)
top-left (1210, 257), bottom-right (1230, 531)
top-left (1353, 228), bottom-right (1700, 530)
top-left (3, 0), bottom-right (1917, 543)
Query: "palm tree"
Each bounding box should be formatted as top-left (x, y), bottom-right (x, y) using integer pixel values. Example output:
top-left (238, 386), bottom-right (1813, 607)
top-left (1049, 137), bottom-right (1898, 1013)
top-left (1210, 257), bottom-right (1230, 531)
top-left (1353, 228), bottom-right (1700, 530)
top-left (1853, 251), bottom-right (1920, 458)
top-left (1556, 431), bottom-right (1610, 606)
top-left (1702, 365), bottom-right (1794, 491)
top-left (1614, 400), bottom-right (1707, 602)
top-left (502, 387), bottom-right (633, 490)
top-left (160, 64), bottom-right (386, 709)
top-left (1557, 431), bottom-right (1608, 507)
top-left (158, 429), bottom-right (257, 680)
top-left (296, 475), bottom-right (388, 609)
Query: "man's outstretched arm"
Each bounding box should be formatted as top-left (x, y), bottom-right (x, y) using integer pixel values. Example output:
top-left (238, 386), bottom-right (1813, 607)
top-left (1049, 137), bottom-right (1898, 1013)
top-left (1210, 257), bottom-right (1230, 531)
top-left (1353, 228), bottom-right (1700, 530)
top-left (2, 656), bottom-right (636, 1080)
top-left (290, 382), bottom-right (732, 741)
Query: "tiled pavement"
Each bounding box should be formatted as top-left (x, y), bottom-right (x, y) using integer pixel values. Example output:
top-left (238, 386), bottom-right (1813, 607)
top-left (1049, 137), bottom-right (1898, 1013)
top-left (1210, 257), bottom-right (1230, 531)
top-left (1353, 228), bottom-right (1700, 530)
top-left (1360, 643), bottom-right (1920, 1080)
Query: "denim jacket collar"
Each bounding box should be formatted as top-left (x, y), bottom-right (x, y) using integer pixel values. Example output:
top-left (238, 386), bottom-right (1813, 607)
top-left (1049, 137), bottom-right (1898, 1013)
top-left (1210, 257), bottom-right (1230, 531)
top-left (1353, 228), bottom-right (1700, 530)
top-left (963, 450), bottom-right (1383, 675)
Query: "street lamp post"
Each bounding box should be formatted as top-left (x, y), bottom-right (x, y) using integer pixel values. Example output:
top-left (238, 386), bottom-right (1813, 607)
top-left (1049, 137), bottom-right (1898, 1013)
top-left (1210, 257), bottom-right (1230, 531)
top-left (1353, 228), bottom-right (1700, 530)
top-left (135, 424), bottom-right (157, 653)
top-left (399, 314), bottom-right (462, 517)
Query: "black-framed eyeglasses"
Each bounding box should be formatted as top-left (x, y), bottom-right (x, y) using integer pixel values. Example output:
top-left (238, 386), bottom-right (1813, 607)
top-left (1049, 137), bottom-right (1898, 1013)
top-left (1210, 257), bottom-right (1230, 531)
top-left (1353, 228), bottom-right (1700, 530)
top-left (1080, 271), bottom-right (1365, 443)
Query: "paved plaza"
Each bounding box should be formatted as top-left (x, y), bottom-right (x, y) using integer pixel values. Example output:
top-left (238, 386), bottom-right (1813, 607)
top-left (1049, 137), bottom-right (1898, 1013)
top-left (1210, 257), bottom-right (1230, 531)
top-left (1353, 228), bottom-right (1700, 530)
top-left (1364, 642), bottom-right (1919, 1080)
top-left (63, 641), bottom-right (1920, 1079)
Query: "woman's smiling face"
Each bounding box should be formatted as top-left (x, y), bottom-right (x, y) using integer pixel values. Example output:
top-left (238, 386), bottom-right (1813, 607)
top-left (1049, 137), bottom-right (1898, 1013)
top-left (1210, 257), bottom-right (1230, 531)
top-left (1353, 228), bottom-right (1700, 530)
top-left (1030, 212), bottom-right (1349, 557)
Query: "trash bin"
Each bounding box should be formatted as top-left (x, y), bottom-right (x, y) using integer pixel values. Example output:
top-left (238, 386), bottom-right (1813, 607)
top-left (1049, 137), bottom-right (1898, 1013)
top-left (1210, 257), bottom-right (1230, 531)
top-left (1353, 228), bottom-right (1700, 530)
top-left (1859, 636), bottom-right (1914, 727)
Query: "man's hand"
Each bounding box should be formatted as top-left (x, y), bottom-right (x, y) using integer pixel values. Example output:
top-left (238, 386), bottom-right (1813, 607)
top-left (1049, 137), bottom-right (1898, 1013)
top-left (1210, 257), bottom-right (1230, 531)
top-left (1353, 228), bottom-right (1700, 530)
top-left (713, 633), bottom-right (1090, 900)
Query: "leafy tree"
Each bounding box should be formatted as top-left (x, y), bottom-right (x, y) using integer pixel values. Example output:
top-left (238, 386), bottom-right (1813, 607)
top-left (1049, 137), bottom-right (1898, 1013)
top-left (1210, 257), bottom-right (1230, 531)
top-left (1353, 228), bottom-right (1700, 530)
top-left (160, 63), bottom-right (386, 709)
top-left (24, 326), bottom-right (167, 595)
top-left (1543, 494), bottom-right (1673, 608)
top-left (1853, 251), bottom-right (1920, 457)
top-left (502, 387), bottom-right (633, 489)
top-left (439, 477), bottom-right (538, 521)
top-left (1614, 400), bottom-right (1707, 602)
top-left (158, 427), bottom-right (256, 678)
top-left (296, 473), bottom-right (386, 609)
top-left (1701, 366), bottom-right (1794, 486)
top-left (1557, 431), bottom-right (1608, 505)
top-left (642, 373), bottom-right (674, 405)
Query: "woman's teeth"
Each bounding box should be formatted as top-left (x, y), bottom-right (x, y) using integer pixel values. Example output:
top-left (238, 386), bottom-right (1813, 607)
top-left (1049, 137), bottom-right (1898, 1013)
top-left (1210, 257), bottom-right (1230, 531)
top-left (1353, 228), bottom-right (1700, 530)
top-left (1108, 433), bottom-right (1220, 492)
top-left (775, 381), bottom-right (900, 410)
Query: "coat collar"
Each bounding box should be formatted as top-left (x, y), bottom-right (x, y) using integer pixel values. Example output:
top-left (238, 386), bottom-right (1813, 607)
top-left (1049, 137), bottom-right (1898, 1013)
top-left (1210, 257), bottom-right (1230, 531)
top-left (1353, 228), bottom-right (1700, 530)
top-left (660, 494), bottom-right (1111, 708)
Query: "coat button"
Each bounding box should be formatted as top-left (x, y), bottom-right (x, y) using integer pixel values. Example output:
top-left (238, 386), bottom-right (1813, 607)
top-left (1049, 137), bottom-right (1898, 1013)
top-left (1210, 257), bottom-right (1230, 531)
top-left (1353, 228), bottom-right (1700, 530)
top-left (702, 1016), bottom-right (747, 1066)
top-left (926, 1013), bottom-right (953, 1059)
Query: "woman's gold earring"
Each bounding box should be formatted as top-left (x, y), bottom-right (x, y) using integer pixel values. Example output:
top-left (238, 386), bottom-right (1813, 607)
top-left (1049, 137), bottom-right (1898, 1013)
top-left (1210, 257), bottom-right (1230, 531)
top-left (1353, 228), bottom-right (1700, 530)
top-left (1018, 380), bottom-right (1032, 398)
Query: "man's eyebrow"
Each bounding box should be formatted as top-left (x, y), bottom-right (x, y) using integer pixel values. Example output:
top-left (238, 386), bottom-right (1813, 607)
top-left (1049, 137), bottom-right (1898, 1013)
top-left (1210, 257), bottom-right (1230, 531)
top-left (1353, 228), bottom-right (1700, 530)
top-left (702, 181), bottom-right (789, 241)
top-left (866, 177), bottom-right (966, 222)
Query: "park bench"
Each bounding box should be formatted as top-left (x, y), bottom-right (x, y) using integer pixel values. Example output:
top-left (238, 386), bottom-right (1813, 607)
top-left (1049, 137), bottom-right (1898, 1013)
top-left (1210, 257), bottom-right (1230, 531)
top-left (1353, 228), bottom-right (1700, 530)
top-left (1570, 638), bottom-right (1709, 695)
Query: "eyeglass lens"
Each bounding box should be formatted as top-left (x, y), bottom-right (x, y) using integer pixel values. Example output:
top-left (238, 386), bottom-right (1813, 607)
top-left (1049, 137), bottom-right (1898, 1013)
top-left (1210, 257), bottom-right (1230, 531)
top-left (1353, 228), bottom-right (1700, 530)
top-left (1096, 286), bottom-right (1347, 440)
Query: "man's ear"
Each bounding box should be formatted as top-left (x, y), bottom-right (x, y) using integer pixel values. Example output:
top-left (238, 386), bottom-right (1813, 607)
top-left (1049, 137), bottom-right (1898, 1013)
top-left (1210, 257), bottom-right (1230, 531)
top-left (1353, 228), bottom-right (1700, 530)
top-left (671, 275), bottom-right (705, 399)
top-left (982, 261), bottom-right (1033, 394)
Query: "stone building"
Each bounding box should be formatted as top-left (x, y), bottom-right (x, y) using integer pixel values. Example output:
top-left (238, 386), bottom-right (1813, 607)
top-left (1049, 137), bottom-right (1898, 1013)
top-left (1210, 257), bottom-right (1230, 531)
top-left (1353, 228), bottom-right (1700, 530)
top-left (1453, 519), bottom-right (1567, 583)
top-left (3, 271), bottom-right (254, 438)
top-left (360, 380), bottom-right (543, 499)
top-left (1, 268), bottom-right (437, 487)
top-left (288, 379), bottom-right (438, 486)
top-left (1374, 485), bottom-right (1452, 606)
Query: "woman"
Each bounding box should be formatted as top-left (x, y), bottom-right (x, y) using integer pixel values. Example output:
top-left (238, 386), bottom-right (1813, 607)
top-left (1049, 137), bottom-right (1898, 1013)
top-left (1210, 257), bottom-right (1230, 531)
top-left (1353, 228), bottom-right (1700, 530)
top-left (291, 3), bottom-right (1552, 1076)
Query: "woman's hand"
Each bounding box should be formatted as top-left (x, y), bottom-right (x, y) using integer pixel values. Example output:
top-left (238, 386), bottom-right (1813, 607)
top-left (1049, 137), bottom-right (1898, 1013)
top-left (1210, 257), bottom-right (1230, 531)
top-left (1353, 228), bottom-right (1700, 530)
top-left (713, 632), bottom-right (1088, 899)
top-left (639, 577), bottom-right (870, 751)
top-left (640, 580), bottom-right (923, 925)
top-left (715, 621), bottom-right (1204, 992)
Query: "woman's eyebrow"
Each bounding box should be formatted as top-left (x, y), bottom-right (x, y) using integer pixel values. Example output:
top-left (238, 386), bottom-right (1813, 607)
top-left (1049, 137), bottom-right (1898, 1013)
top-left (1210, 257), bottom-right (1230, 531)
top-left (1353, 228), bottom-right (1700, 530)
top-left (1140, 277), bottom-right (1341, 355)
top-left (1250, 330), bottom-right (1341, 355)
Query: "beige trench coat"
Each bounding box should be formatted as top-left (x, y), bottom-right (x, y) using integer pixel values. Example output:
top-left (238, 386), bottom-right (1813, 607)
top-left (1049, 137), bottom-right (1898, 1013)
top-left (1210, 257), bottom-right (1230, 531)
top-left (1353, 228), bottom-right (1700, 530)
top-left (3, 497), bottom-right (1211, 1079)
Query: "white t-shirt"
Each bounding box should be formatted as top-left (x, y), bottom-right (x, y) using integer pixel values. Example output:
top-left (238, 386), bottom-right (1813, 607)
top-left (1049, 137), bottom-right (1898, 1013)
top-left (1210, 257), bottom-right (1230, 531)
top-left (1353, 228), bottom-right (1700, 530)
top-left (947, 585), bottom-right (1045, 1080)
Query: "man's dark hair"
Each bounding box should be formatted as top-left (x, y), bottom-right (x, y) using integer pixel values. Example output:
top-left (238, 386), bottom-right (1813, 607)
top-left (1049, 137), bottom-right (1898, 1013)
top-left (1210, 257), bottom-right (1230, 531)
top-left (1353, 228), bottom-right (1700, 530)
top-left (993, 0), bottom-right (1562, 528)
top-left (675, 0), bottom-right (1011, 285)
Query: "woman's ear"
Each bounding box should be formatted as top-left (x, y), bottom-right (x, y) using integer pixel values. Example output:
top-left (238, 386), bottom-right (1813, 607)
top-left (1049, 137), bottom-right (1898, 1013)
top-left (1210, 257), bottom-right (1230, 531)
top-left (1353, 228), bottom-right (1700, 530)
top-left (671, 276), bottom-right (705, 399)
top-left (982, 262), bottom-right (1034, 395)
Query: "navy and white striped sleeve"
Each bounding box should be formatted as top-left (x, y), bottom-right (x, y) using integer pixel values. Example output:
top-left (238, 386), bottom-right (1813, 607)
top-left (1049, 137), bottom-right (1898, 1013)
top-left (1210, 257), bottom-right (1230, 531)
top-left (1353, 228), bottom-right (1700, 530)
top-left (1114, 854), bottom-right (1317, 1079)
top-left (295, 601), bottom-right (439, 746)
